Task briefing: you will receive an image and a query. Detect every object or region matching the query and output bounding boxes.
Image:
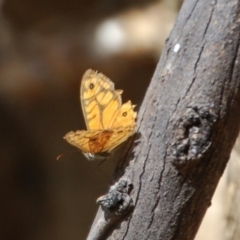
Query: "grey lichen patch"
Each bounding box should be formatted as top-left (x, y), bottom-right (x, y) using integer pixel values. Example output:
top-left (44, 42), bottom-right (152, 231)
top-left (97, 179), bottom-right (133, 218)
top-left (171, 105), bottom-right (217, 168)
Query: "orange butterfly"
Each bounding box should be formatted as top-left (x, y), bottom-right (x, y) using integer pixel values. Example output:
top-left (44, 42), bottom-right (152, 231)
top-left (64, 69), bottom-right (137, 160)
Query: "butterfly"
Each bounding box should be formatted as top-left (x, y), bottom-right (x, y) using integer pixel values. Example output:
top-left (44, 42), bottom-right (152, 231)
top-left (64, 69), bottom-right (137, 160)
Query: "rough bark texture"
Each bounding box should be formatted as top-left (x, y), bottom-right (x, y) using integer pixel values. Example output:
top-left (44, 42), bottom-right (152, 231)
top-left (87, 0), bottom-right (240, 239)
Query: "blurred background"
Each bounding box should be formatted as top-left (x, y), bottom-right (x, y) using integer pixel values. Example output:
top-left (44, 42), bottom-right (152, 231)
top-left (0, 0), bottom-right (239, 239)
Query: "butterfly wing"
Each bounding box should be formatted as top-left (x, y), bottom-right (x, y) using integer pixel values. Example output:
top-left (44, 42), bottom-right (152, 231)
top-left (64, 129), bottom-right (113, 153)
top-left (103, 126), bottom-right (136, 152)
top-left (81, 69), bottom-right (122, 130)
top-left (112, 100), bottom-right (137, 128)
top-left (64, 126), bottom-right (135, 154)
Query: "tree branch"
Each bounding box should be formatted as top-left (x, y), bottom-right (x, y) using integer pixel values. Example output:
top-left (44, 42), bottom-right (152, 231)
top-left (87, 0), bottom-right (240, 239)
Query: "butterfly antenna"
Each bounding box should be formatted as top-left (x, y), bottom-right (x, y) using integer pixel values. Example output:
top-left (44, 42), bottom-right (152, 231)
top-left (56, 150), bottom-right (80, 160)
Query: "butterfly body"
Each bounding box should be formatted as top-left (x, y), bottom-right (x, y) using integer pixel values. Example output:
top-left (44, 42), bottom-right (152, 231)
top-left (64, 69), bottom-right (137, 160)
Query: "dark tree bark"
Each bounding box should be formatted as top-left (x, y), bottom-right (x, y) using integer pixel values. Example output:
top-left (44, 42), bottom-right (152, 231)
top-left (87, 0), bottom-right (240, 239)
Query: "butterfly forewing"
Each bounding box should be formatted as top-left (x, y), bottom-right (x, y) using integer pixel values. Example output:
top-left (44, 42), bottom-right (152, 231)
top-left (81, 69), bottom-right (122, 130)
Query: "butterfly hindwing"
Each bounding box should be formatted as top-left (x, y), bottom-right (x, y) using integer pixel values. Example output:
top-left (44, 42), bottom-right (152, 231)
top-left (64, 130), bottom-right (113, 153)
top-left (64, 126), bottom-right (135, 154)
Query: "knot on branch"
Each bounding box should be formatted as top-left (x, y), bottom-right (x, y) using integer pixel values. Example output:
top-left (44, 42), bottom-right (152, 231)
top-left (171, 105), bottom-right (217, 167)
top-left (97, 179), bottom-right (133, 218)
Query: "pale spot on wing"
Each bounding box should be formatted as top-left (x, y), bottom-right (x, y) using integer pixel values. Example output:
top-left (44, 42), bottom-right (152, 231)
top-left (102, 81), bottom-right (111, 89)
